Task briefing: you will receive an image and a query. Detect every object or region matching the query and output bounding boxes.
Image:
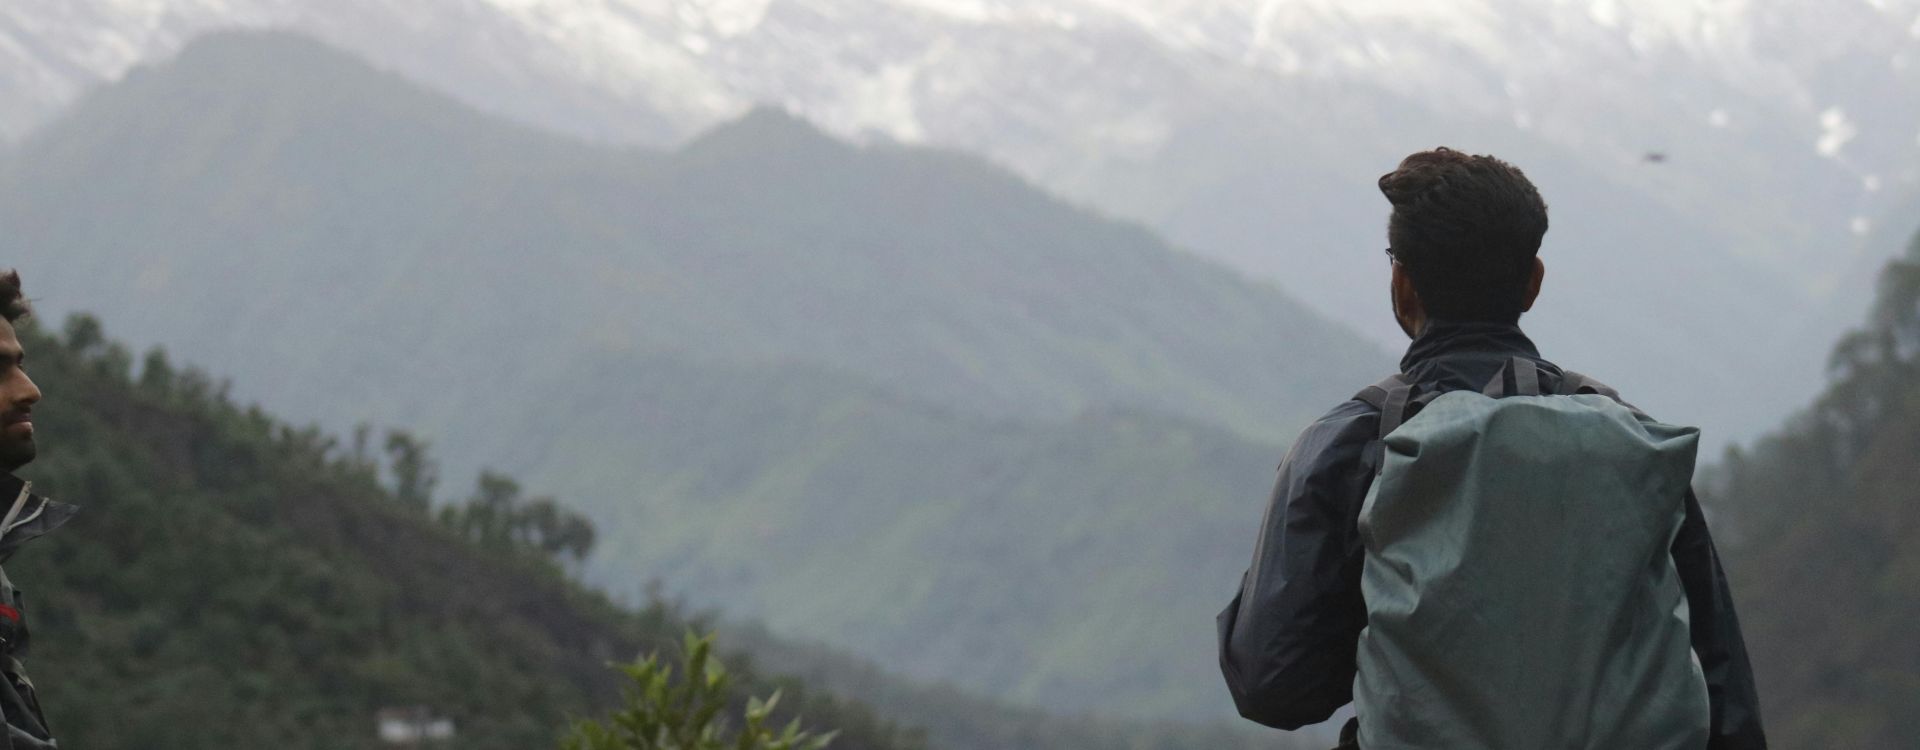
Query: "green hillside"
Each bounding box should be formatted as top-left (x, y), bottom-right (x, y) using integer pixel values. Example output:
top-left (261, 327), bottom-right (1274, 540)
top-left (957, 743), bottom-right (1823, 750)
top-left (0, 31), bottom-right (1381, 719)
top-left (1702, 228), bottom-right (1920, 749)
top-left (6, 316), bottom-right (917, 750)
top-left (14, 311), bottom-right (1301, 750)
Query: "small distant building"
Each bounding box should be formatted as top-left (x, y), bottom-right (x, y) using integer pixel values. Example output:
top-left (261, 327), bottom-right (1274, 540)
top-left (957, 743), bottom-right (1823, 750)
top-left (376, 707), bottom-right (456, 745)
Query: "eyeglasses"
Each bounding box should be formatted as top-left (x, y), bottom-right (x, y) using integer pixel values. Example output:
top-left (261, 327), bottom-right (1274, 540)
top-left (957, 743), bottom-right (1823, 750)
top-left (1384, 247), bottom-right (1399, 265)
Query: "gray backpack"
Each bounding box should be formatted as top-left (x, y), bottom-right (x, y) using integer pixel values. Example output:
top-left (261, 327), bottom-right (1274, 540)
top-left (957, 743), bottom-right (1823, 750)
top-left (1350, 358), bottom-right (1709, 749)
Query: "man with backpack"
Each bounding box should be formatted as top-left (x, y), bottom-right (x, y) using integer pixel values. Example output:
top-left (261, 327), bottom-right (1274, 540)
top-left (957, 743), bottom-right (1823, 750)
top-left (1216, 149), bottom-right (1766, 749)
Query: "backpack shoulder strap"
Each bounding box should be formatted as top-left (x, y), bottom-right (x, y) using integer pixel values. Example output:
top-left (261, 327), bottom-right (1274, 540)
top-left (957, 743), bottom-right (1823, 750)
top-left (1354, 374), bottom-right (1448, 439)
top-left (1484, 358), bottom-right (1649, 415)
top-left (1355, 374), bottom-right (1453, 474)
top-left (1556, 369), bottom-right (1615, 398)
top-left (1356, 375), bottom-right (1413, 475)
top-left (1556, 369), bottom-right (1650, 418)
top-left (1482, 356), bottom-right (1546, 398)
top-left (1355, 374), bottom-right (1413, 440)
top-left (1354, 374), bottom-right (1408, 407)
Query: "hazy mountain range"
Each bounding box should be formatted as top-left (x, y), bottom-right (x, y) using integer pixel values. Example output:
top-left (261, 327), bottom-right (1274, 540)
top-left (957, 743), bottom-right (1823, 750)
top-left (4, 0), bottom-right (1920, 444)
top-left (7, 1), bottom-right (1920, 735)
top-left (0, 31), bottom-right (1381, 721)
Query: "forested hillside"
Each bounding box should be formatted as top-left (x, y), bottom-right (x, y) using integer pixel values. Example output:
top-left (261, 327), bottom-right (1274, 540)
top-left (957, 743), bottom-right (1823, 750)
top-left (0, 31), bottom-right (1380, 719)
top-left (1703, 227), bottom-right (1920, 749)
top-left (10, 312), bottom-right (1294, 749)
top-left (7, 315), bottom-right (914, 750)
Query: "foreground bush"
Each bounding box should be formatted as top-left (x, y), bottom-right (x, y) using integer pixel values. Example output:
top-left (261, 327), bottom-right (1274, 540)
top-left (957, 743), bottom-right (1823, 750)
top-left (563, 634), bottom-right (836, 750)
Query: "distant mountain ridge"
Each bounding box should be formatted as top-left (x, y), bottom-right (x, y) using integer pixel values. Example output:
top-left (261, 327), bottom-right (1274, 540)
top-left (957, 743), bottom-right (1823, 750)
top-left (7, 0), bottom-right (1908, 446)
top-left (4, 31), bottom-right (1380, 441)
top-left (0, 31), bottom-right (1379, 721)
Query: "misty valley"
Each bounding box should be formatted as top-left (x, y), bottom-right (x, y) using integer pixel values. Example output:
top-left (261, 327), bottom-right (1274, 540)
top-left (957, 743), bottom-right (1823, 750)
top-left (0, 8), bottom-right (1916, 750)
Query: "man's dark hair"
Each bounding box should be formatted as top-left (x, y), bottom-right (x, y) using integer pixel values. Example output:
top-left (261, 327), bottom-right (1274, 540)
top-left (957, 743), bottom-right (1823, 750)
top-left (1379, 148), bottom-right (1549, 322)
top-left (0, 270), bottom-right (27, 324)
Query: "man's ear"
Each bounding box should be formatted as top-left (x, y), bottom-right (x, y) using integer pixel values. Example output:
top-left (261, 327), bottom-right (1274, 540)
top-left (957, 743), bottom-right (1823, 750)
top-left (1392, 263), bottom-right (1424, 338)
top-left (1520, 257), bottom-right (1545, 313)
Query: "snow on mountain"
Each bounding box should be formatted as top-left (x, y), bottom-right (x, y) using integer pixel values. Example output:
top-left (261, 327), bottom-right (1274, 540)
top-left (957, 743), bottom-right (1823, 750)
top-left (7, 1), bottom-right (1916, 263)
top-left (11, 1), bottom-right (1916, 176)
top-left (4, 0), bottom-right (1920, 441)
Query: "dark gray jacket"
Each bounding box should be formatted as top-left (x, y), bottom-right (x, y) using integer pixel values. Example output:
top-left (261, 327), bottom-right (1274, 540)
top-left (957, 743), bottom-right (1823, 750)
top-left (1217, 321), bottom-right (1766, 749)
top-left (0, 474), bottom-right (75, 750)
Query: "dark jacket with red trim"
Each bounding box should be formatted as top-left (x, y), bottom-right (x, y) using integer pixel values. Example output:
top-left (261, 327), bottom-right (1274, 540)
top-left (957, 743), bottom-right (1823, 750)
top-left (1216, 321), bottom-right (1767, 749)
top-left (0, 473), bottom-right (75, 750)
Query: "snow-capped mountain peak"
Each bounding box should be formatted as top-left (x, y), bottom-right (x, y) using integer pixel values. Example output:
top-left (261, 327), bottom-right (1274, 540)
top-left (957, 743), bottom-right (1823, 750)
top-left (3, 0), bottom-right (1918, 442)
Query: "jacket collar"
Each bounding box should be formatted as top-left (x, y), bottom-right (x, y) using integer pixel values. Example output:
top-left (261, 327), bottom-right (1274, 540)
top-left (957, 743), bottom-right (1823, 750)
top-left (0, 474), bottom-right (76, 565)
top-left (1400, 319), bottom-right (1554, 392)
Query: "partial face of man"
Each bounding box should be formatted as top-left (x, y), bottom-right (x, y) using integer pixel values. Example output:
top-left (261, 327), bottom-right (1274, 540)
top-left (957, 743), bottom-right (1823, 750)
top-left (0, 320), bottom-right (40, 472)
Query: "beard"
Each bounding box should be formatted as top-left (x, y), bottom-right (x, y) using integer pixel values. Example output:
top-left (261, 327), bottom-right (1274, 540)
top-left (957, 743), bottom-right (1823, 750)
top-left (0, 433), bottom-right (34, 473)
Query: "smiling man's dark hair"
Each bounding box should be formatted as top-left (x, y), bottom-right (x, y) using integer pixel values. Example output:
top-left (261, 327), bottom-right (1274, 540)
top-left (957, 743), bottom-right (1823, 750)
top-left (1379, 147), bottom-right (1549, 323)
top-left (0, 271), bottom-right (28, 324)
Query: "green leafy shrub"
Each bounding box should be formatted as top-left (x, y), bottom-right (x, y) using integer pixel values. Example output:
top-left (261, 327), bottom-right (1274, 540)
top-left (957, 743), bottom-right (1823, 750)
top-left (563, 634), bottom-right (834, 750)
